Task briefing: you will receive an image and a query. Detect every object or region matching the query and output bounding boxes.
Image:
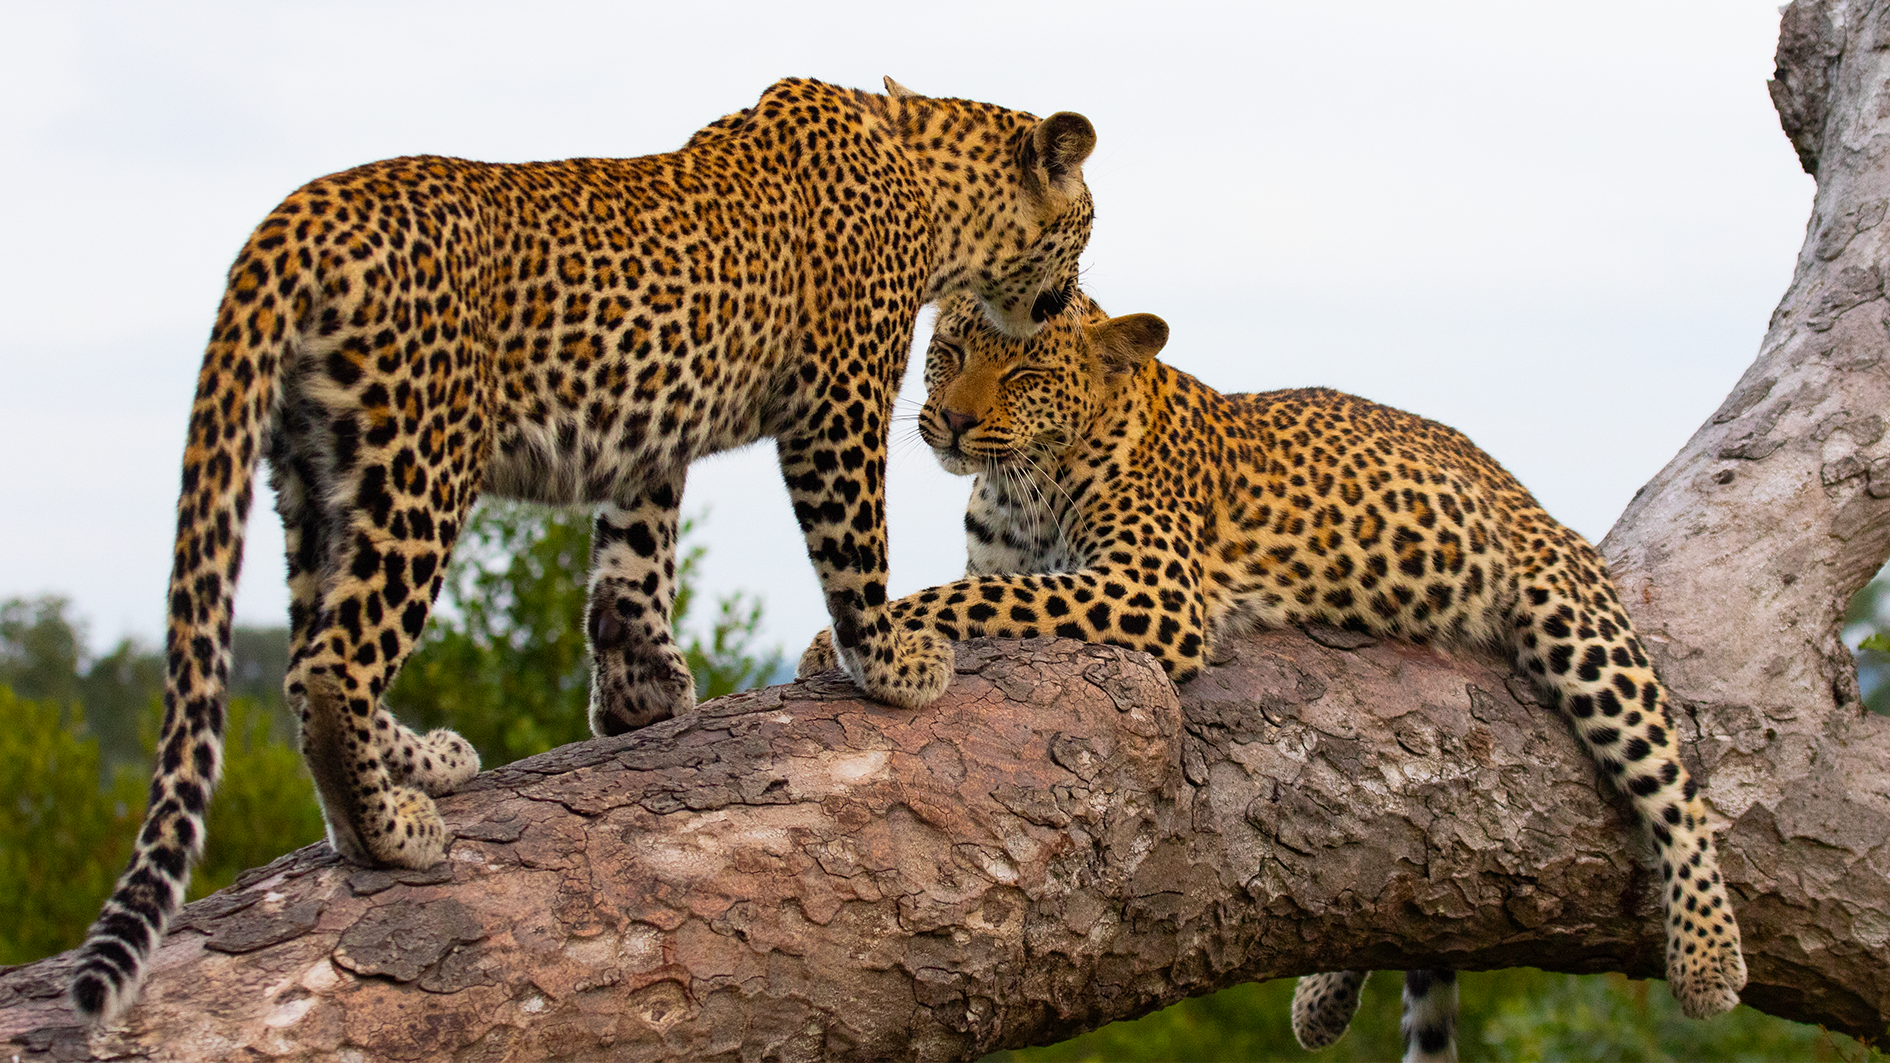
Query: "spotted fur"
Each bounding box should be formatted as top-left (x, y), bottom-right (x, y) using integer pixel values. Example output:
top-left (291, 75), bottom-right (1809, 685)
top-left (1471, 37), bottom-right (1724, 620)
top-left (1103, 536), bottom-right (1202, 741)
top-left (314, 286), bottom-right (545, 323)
top-left (1399, 969), bottom-right (1459, 1063)
top-left (70, 76), bottom-right (1098, 1024)
top-left (1292, 970), bottom-right (1457, 1061)
top-left (800, 291), bottom-right (1745, 1021)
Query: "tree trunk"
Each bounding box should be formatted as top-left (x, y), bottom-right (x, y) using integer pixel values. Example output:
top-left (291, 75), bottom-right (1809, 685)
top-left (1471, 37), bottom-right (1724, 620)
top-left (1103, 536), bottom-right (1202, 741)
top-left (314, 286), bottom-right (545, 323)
top-left (1598, 0), bottom-right (1890, 1037)
top-left (7, 0), bottom-right (1890, 1058)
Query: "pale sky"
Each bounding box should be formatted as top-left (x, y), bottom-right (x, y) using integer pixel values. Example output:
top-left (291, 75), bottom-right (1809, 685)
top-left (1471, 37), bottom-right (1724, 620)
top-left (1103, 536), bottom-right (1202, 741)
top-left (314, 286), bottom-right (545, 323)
top-left (0, 1), bottom-right (1813, 660)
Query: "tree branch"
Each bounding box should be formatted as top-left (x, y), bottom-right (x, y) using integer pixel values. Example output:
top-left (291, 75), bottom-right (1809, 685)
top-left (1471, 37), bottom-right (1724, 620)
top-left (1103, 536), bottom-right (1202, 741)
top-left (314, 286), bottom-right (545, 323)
top-left (3, 621), bottom-right (1887, 1060)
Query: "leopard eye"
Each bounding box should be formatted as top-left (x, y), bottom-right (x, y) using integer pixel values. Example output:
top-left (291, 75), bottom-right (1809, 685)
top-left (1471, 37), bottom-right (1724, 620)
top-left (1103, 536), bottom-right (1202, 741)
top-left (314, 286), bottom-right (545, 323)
top-left (1001, 366), bottom-right (1047, 385)
top-left (929, 340), bottom-right (966, 366)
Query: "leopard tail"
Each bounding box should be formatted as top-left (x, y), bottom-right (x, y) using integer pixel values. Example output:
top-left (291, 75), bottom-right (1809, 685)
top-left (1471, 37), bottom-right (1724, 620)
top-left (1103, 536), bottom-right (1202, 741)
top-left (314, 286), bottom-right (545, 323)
top-left (69, 223), bottom-right (303, 1023)
top-left (1400, 969), bottom-right (1458, 1063)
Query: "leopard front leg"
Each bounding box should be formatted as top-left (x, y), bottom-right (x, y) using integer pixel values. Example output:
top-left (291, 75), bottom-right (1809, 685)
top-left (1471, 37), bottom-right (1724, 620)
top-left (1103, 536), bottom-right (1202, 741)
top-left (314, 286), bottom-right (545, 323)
top-left (777, 431), bottom-right (952, 709)
top-left (1514, 560), bottom-right (1746, 1018)
top-left (586, 476), bottom-right (697, 736)
top-left (796, 566), bottom-right (1211, 683)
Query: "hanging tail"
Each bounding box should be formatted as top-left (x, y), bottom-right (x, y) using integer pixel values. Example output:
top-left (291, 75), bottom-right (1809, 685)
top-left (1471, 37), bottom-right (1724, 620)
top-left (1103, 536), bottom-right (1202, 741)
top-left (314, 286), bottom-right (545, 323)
top-left (69, 224), bottom-right (299, 1022)
top-left (1400, 969), bottom-right (1458, 1063)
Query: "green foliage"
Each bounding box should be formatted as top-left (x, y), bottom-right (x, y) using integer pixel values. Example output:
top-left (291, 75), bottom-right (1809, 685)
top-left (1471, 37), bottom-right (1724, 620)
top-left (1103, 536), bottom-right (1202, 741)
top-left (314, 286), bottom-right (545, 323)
top-left (987, 969), bottom-right (1885, 1062)
top-left (0, 595), bottom-right (85, 706)
top-left (1844, 572), bottom-right (1890, 714)
top-left (0, 687), bottom-right (144, 966)
top-left (389, 499), bottom-right (783, 767)
top-left (79, 635), bottom-right (168, 769)
top-left (0, 685), bottom-right (322, 964)
top-left (0, 594), bottom-right (264, 772)
top-left (1469, 969), bottom-right (1877, 1061)
top-left (983, 979), bottom-right (1348, 1062)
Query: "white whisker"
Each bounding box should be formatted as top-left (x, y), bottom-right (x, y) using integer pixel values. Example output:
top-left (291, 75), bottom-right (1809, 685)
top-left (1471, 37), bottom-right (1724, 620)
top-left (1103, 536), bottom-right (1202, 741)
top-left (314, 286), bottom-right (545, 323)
top-left (1013, 445), bottom-right (1080, 561)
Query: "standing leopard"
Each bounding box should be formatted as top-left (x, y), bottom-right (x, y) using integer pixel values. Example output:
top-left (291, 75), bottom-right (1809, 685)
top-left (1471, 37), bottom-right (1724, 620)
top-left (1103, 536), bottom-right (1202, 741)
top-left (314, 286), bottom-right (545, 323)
top-left (69, 76), bottom-right (1098, 1024)
top-left (799, 290), bottom-right (1747, 1042)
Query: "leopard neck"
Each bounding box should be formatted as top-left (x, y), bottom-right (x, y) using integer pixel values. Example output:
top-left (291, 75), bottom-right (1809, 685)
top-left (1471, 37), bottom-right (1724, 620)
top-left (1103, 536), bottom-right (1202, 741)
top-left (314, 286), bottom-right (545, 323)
top-left (890, 99), bottom-right (1041, 302)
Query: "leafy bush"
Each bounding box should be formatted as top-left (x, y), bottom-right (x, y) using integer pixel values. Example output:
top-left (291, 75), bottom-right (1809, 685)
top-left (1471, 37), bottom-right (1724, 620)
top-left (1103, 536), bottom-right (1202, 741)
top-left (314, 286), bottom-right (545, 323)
top-left (0, 688), bottom-right (144, 965)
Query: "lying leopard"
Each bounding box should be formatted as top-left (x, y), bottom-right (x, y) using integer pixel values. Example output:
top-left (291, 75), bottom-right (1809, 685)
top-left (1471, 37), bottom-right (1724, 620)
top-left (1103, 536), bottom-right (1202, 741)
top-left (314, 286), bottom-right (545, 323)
top-left (70, 76), bottom-right (1098, 1023)
top-left (799, 290), bottom-right (1747, 1043)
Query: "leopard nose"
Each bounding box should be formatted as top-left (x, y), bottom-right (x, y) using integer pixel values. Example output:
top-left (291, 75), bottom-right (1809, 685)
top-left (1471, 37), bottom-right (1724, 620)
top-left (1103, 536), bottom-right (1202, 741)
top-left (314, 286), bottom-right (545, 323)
top-left (943, 410), bottom-right (980, 435)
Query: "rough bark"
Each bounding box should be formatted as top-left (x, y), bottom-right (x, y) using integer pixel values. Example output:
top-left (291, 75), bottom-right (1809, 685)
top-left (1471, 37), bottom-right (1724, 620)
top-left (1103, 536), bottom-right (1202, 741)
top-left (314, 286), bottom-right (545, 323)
top-left (2, 617), bottom-right (1886, 1060)
top-left (1600, 0), bottom-right (1890, 1039)
top-left (6, 1), bottom-right (1890, 1058)
top-left (0, 632), bottom-right (1827, 1062)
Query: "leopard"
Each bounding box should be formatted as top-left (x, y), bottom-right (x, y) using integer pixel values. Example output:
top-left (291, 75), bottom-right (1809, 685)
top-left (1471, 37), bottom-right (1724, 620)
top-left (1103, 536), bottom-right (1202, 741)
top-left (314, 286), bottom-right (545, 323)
top-left (798, 289), bottom-right (1747, 1037)
top-left (69, 75), bottom-right (1099, 1024)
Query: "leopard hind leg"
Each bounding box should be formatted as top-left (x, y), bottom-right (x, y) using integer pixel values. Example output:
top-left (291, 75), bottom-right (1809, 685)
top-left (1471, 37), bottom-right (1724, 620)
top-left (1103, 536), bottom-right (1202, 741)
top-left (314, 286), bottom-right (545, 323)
top-left (283, 365), bottom-right (484, 869)
top-left (1291, 970), bottom-right (1368, 1050)
top-left (1400, 969), bottom-right (1457, 1063)
top-left (586, 473), bottom-right (698, 736)
top-left (273, 399), bottom-right (479, 823)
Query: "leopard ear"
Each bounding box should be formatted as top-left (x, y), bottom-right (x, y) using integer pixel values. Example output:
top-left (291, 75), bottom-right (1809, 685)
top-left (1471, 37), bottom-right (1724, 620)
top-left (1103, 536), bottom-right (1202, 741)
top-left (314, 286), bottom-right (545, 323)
top-left (1031, 112), bottom-right (1096, 191)
top-left (883, 76), bottom-right (920, 100)
top-left (1091, 313), bottom-right (1168, 376)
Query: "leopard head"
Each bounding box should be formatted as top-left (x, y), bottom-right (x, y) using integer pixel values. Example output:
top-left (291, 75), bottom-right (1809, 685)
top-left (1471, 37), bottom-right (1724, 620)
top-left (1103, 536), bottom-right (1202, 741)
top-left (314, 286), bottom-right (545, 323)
top-left (919, 290), bottom-right (1168, 476)
top-left (889, 77), bottom-right (1097, 339)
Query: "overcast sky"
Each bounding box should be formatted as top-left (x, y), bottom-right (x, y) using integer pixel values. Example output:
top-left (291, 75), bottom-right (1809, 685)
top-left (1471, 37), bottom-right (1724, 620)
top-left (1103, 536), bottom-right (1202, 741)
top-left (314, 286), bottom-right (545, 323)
top-left (0, 1), bottom-right (1813, 659)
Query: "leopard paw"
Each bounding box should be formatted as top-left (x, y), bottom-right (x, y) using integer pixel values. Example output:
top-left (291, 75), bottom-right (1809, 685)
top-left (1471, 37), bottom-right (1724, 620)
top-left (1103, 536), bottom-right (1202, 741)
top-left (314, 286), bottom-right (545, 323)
top-left (797, 628), bottom-right (840, 677)
top-left (1666, 922), bottom-right (1746, 1019)
top-left (589, 641), bottom-right (696, 737)
top-left (380, 711), bottom-right (481, 796)
top-left (346, 786), bottom-right (449, 869)
top-left (408, 728), bottom-right (481, 796)
top-left (1292, 971), bottom-right (1368, 1050)
top-left (855, 626), bottom-right (954, 709)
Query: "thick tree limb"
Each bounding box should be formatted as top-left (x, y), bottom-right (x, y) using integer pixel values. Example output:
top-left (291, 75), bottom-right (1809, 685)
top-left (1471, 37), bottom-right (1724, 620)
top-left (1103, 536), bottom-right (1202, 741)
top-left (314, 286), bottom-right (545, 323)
top-left (2, 622), bottom-right (1886, 1060)
top-left (7, 1), bottom-right (1890, 1058)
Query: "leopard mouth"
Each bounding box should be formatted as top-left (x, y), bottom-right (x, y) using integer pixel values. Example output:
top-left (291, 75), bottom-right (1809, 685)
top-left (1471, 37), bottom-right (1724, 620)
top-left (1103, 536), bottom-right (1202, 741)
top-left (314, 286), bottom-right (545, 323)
top-left (931, 441), bottom-right (988, 475)
top-left (929, 430), bottom-right (1069, 474)
top-left (938, 443), bottom-right (1043, 476)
